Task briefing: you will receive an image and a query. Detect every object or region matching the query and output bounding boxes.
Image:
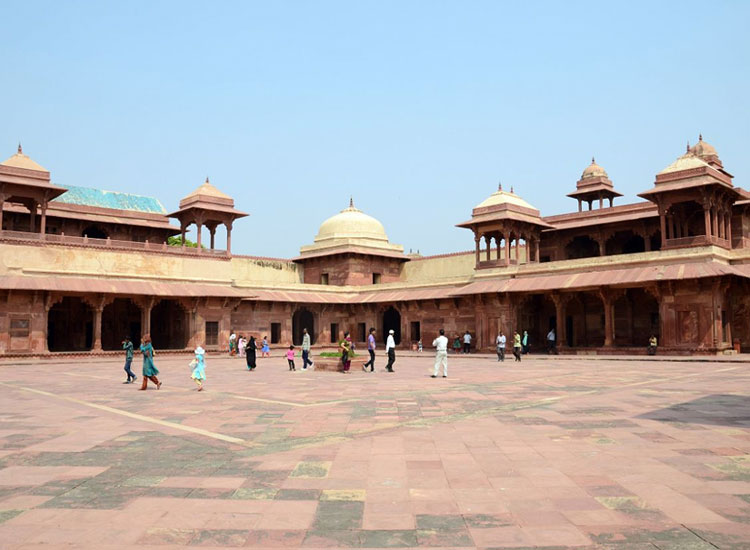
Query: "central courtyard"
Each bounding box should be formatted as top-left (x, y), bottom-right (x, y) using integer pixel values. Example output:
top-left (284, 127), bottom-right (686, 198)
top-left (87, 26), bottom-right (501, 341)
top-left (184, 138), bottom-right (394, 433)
top-left (0, 354), bottom-right (748, 549)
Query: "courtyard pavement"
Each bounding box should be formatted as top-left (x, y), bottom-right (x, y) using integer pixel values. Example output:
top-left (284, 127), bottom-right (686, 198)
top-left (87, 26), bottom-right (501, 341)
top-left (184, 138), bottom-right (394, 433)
top-left (0, 352), bottom-right (748, 549)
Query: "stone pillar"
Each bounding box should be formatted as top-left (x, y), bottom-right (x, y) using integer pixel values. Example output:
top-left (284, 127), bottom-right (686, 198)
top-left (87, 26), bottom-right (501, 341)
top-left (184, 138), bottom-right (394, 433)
top-left (577, 199), bottom-right (582, 213)
top-left (226, 221), bottom-right (233, 255)
top-left (712, 208), bottom-right (718, 241)
top-left (196, 221), bottom-right (203, 253)
top-left (504, 234), bottom-right (510, 265)
top-left (181, 222), bottom-right (187, 244)
top-left (725, 210), bottom-right (732, 245)
top-left (40, 200), bottom-right (48, 235)
top-left (474, 235), bottom-right (480, 266)
top-left (660, 208), bottom-right (667, 248)
top-left (485, 235), bottom-right (491, 262)
top-left (597, 236), bottom-right (605, 256)
top-left (209, 226), bottom-right (216, 249)
top-left (496, 233), bottom-right (502, 261)
top-left (141, 299), bottom-right (154, 336)
top-left (92, 304), bottom-right (103, 351)
top-left (703, 204), bottom-right (711, 237)
top-left (0, 191), bottom-right (5, 232)
top-left (552, 294), bottom-right (567, 349)
top-left (535, 238), bottom-right (540, 263)
top-left (600, 290), bottom-right (614, 347)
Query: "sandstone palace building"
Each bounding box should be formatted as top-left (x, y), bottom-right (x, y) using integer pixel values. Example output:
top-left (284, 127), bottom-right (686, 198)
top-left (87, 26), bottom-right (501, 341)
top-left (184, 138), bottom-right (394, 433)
top-left (1, 137), bottom-right (749, 356)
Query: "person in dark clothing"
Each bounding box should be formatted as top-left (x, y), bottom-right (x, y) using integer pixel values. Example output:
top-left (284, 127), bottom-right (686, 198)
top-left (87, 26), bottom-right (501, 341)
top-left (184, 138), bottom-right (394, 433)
top-left (246, 336), bottom-right (257, 370)
top-left (122, 336), bottom-right (137, 383)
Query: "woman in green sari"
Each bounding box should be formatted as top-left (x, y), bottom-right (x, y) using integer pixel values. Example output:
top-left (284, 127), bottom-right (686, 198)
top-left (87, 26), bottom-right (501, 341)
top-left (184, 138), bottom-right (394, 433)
top-left (139, 334), bottom-right (162, 390)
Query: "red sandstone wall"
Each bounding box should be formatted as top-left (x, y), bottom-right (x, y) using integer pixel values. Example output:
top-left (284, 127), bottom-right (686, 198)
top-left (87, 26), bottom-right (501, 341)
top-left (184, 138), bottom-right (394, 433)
top-left (301, 254), bottom-right (403, 286)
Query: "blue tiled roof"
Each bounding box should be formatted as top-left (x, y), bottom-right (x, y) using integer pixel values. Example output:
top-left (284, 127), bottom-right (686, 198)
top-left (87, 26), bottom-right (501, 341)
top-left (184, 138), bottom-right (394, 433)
top-left (52, 185), bottom-right (168, 214)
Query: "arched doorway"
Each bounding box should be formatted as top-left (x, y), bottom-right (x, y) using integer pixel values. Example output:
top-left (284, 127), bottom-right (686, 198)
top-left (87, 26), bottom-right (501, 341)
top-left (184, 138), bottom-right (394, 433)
top-left (82, 225), bottom-right (108, 239)
top-left (150, 300), bottom-right (188, 349)
top-left (565, 293), bottom-right (604, 348)
top-left (48, 297), bottom-right (93, 351)
top-left (382, 306), bottom-right (401, 345)
top-left (102, 298), bottom-right (142, 350)
top-left (565, 236), bottom-right (600, 259)
top-left (517, 294), bottom-right (556, 352)
top-left (613, 289), bottom-right (659, 347)
top-left (292, 308), bottom-right (315, 346)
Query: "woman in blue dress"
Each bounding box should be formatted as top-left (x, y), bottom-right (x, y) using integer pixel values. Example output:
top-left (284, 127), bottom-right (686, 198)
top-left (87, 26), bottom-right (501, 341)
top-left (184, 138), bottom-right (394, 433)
top-left (261, 336), bottom-right (270, 358)
top-left (139, 334), bottom-right (161, 390)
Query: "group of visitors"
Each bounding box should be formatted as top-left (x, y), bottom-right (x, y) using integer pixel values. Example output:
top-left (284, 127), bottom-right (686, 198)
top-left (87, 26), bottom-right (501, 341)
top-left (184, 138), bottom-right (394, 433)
top-left (229, 332), bottom-right (270, 359)
top-left (121, 334), bottom-right (163, 390)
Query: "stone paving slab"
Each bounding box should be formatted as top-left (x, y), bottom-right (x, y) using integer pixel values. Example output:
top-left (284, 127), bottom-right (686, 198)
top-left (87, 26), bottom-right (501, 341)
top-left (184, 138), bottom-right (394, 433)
top-left (0, 354), bottom-right (748, 549)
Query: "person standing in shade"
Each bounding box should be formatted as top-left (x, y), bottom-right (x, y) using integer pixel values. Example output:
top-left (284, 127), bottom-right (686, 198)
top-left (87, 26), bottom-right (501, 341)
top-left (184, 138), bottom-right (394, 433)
top-left (122, 336), bottom-right (137, 383)
top-left (496, 331), bottom-right (506, 362)
top-left (301, 328), bottom-right (314, 370)
top-left (547, 328), bottom-right (556, 355)
top-left (246, 335), bottom-right (257, 370)
top-left (647, 334), bottom-right (658, 356)
top-left (431, 328), bottom-right (449, 378)
top-left (385, 329), bottom-right (396, 372)
top-left (363, 327), bottom-right (376, 372)
top-left (463, 330), bottom-right (472, 354)
top-left (139, 334), bottom-right (161, 390)
top-left (513, 331), bottom-right (522, 362)
top-left (340, 332), bottom-right (352, 374)
top-left (522, 330), bottom-right (529, 355)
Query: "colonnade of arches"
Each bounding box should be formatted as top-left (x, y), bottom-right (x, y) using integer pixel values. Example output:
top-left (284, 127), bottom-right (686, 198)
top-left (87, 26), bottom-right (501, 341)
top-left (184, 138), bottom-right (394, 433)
top-left (47, 297), bottom-right (188, 352)
top-left (517, 288), bottom-right (660, 351)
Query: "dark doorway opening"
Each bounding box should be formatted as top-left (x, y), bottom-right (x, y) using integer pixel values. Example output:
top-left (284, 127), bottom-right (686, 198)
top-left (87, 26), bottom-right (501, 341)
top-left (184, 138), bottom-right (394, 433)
top-left (150, 299), bottom-right (188, 349)
top-left (102, 298), bottom-right (141, 350)
top-left (410, 321), bottom-right (421, 343)
top-left (330, 323), bottom-right (339, 344)
top-left (48, 297), bottom-right (93, 351)
top-left (382, 306), bottom-right (401, 345)
top-left (292, 309), bottom-right (315, 346)
top-left (271, 322), bottom-right (281, 344)
top-left (82, 225), bottom-right (109, 239)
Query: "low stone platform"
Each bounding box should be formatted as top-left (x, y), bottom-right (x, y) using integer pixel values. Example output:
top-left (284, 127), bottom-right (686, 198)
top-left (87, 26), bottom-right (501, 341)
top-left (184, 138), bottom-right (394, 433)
top-left (0, 354), bottom-right (748, 549)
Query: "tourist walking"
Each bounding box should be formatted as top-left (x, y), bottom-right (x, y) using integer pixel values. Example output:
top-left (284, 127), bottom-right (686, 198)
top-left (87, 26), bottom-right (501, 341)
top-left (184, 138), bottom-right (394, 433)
top-left (385, 329), bottom-right (396, 372)
top-left (139, 334), bottom-right (161, 390)
top-left (513, 331), bottom-right (522, 362)
top-left (122, 336), bottom-right (137, 383)
top-left (547, 328), bottom-right (556, 354)
top-left (229, 331), bottom-right (237, 356)
top-left (340, 332), bottom-right (352, 373)
top-left (238, 335), bottom-right (246, 357)
top-left (261, 336), bottom-right (270, 358)
top-left (301, 328), bottom-right (314, 370)
top-left (191, 345), bottom-right (206, 391)
top-left (363, 327), bottom-right (376, 372)
top-left (647, 334), bottom-right (658, 355)
top-left (522, 330), bottom-right (529, 354)
top-left (496, 331), bottom-right (506, 362)
top-left (431, 328), bottom-right (449, 378)
top-left (462, 331), bottom-right (472, 354)
top-left (287, 345), bottom-right (296, 371)
top-left (246, 335), bottom-right (257, 370)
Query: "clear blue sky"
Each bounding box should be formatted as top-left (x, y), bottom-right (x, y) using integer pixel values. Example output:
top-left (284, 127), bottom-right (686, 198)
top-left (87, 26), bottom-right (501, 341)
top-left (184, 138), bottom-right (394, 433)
top-left (2, 1), bottom-right (748, 257)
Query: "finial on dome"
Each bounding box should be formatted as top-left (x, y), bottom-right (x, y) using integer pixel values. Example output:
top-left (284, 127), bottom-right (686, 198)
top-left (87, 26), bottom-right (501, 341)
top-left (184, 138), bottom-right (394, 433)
top-left (699, 133), bottom-right (703, 142)
top-left (510, 185), bottom-right (514, 193)
top-left (349, 196), bottom-right (354, 208)
top-left (686, 140), bottom-right (690, 153)
top-left (591, 156), bottom-right (595, 164)
top-left (205, 176), bottom-right (210, 184)
top-left (498, 181), bottom-right (502, 192)
top-left (17, 143), bottom-right (22, 154)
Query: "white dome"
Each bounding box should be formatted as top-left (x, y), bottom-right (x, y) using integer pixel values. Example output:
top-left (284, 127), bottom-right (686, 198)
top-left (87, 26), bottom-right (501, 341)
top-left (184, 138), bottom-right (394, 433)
top-left (315, 201), bottom-right (389, 244)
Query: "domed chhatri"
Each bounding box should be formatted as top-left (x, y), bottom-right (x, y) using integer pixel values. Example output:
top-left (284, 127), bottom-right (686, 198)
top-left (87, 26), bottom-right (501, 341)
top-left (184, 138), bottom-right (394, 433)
top-left (0, 143), bottom-right (50, 174)
top-left (299, 197), bottom-right (404, 258)
top-left (472, 183), bottom-right (539, 212)
top-left (581, 157), bottom-right (608, 180)
top-left (567, 157), bottom-right (622, 211)
top-left (688, 134), bottom-right (723, 169)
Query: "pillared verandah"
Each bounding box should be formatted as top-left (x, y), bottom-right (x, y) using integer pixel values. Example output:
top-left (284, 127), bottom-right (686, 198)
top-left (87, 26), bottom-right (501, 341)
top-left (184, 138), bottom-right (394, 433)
top-left (1, 135), bottom-right (750, 356)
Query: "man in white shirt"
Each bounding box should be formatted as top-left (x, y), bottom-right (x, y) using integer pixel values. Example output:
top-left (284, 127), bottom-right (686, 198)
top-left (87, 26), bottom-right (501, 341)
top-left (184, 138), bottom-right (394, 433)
top-left (462, 331), bottom-right (472, 354)
top-left (431, 329), bottom-right (449, 378)
top-left (496, 331), bottom-right (506, 362)
top-left (385, 329), bottom-right (396, 372)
